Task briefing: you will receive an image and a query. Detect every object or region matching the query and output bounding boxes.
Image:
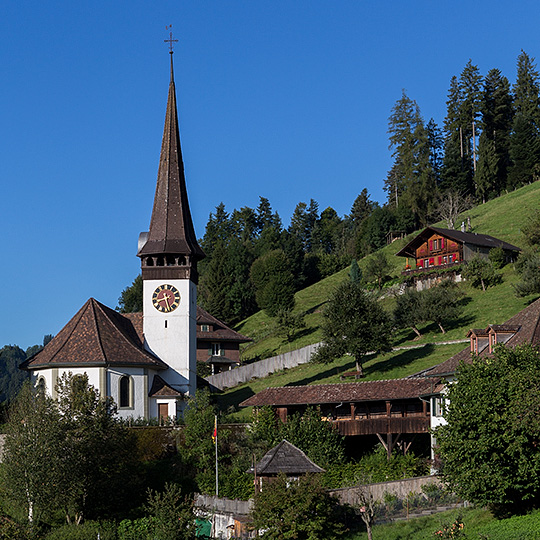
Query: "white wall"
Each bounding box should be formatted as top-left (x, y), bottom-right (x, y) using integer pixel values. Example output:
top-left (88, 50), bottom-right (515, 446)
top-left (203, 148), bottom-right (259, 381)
top-left (143, 279), bottom-right (197, 397)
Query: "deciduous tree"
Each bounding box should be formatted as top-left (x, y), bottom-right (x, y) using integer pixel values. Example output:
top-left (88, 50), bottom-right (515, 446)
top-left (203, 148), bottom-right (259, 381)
top-left (251, 473), bottom-right (346, 540)
top-left (311, 282), bottom-right (392, 375)
top-left (436, 345), bottom-right (540, 516)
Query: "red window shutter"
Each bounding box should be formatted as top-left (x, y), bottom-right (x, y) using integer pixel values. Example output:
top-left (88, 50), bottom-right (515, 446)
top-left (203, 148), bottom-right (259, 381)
top-left (429, 257), bottom-right (435, 265)
top-left (429, 239), bottom-right (433, 251)
top-left (441, 238), bottom-right (445, 248)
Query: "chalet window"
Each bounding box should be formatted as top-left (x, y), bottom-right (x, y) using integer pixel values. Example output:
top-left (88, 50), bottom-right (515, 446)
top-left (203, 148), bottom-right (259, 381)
top-left (211, 343), bottom-right (223, 356)
top-left (443, 256), bottom-right (447, 264)
top-left (201, 324), bottom-right (210, 332)
top-left (432, 396), bottom-right (444, 417)
top-left (424, 259), bottom-right (429, 268)
top-left (119, 375), bottom-right (131, 408)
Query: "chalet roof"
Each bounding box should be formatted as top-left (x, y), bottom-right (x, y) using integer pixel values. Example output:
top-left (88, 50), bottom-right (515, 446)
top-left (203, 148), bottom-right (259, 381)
top-left (421, 297), bottom-right (540, 377)
top-left (396, 226), bottom-right (521, 258)
top-left (21, 298), bottom-right (167, 371)
top-left (247, 440), bottom-right (325, 476)
top-left (137, 54), bottom-right (204, 261)
top-left (149, 374), bottom-right (183, 397)
top-left (467, 328), bottom-right (489, 337)
top-left (196, 307), bottom-right (251, 343)
top-left (240, 378), bottom-right (438, 408)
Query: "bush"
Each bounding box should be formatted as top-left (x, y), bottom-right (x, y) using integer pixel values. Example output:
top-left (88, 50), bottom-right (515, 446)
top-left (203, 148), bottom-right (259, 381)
top-left (489, 246), bottom-right (506, 269)
top-left (0, 517), bottom-right (30, 540)
top-left (44, 521), bottom-right (117, 540)
top-left (118, 517), bottom-right (156, 540)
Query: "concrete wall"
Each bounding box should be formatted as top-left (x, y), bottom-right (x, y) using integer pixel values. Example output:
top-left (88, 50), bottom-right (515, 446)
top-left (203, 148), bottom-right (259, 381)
top-left (205, 343), bottom-right (320, 391)
top-left (195, 495), bottom-right (254, 539)
top-left (328, 475), bottom-right (441, 505)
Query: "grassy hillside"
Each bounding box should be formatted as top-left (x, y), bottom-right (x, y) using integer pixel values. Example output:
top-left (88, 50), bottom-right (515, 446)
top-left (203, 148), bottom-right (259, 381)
top-left (346, 507), bottom-right (540, 540)
top-left (236, 181), bottom-right (540, 361)
top-left (221, 183), bottom-right (540, 417)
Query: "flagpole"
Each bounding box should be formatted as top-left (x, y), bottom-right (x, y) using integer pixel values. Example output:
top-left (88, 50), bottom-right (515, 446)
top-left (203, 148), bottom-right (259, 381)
top-left (214, 415), bottom-right (219, 497)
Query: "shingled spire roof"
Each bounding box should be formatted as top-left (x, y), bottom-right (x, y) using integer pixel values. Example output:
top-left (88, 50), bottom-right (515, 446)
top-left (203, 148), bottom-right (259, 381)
top-left (138, 53), bottom-right (204, 261)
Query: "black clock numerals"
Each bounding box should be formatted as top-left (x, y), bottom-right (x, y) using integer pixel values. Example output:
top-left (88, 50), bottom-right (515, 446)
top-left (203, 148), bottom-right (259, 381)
top-left (152, 284), bottom-right (180, 313)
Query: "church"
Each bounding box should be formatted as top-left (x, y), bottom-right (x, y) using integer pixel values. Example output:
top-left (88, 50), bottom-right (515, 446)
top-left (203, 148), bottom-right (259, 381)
top-left (21, 50), bottom-right (206, 422)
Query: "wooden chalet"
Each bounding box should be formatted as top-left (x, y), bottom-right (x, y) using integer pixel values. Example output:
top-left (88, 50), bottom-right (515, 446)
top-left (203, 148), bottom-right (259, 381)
top-left (247, 439), bottom-right (325, 491)
top-left (396, 226), bottom-right (520, 273)
top-left (196, 307), bottom-right (251, 374)
top-left (240, 378), bottom-right (439, 459)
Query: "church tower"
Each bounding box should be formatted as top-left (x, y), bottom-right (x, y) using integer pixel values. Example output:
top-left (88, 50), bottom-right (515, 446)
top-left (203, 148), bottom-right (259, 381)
top-left (137, 49), bottom-right (205, 400)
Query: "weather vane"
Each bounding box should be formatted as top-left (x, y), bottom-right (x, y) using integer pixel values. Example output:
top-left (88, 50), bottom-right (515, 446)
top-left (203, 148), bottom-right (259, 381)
top-left (164, 25), bottom-right (178, 54)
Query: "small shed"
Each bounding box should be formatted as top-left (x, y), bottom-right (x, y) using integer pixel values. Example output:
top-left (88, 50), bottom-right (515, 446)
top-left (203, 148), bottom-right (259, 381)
top-left (247, 439), bottom-right (325, 492)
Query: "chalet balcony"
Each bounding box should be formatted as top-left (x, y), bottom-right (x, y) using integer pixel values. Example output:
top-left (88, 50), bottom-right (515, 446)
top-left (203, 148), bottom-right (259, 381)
top-left (401, 260), bottom-right (462, 276)
top-left (333, 415), bottom-right (430, 436)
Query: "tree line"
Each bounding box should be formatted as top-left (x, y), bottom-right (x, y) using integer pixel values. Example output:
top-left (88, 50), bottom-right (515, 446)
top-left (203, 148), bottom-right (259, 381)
top-left (385, 50), bottom-right (540, 220)
top-left (197, 191), bottom-right (416, 326)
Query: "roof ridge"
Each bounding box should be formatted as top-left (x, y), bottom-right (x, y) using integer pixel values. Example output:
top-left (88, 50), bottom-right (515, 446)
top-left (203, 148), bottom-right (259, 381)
top-left (53, 299), bottom-right (95, 362)
top-left (90, 299), bottom-right (109, 364)
top-left (93, 300), bottom-right (163, 366)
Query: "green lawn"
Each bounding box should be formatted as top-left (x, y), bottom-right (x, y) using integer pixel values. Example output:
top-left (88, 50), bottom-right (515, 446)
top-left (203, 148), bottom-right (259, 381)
top-left (346, 506), bottom-right (540, 540)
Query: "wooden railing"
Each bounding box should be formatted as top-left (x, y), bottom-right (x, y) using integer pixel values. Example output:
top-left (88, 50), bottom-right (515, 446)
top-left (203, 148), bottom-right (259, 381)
top-left (333, 416), bottom-right (430, 436)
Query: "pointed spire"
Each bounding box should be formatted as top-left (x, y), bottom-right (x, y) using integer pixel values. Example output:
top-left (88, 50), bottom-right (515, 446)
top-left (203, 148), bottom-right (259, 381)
top-left (138, 51), bottom-right (205, 280)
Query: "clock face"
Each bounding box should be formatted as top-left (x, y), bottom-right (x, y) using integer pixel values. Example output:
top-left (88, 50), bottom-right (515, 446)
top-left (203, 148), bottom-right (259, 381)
top-left (152, 284), bottom-right (180, 313)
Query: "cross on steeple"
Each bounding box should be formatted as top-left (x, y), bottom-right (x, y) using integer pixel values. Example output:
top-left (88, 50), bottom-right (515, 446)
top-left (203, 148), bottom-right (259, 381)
top-left (164, 25), bottom-right (178, 54)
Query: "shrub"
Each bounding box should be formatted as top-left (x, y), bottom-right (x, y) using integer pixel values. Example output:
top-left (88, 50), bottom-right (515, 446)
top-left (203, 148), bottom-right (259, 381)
top-left (44, 521), bottom-right (117, 540)
top-left (118, 517), bottom-right (156, 540)
top-left (489, 246), bottom-right (506, 269)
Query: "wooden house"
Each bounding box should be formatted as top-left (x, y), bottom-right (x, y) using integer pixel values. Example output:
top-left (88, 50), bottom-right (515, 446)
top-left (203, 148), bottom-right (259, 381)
top-left (396, 226), bottom-right (520, 273)
top-left (196, 307), bottom-right (251, 375)
top-left (247, 439), bottom-right (325, 492)
top-left (240, 378), bottom-right (438, 459)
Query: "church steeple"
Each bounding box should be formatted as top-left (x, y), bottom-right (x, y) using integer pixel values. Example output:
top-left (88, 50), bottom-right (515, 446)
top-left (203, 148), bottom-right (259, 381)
top-left (138, 51), bottom-right (205, 282)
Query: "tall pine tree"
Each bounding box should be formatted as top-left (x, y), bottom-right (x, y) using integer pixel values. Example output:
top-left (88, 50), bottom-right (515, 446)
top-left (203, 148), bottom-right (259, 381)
top-left (508, 50), bottom-right (540, 188)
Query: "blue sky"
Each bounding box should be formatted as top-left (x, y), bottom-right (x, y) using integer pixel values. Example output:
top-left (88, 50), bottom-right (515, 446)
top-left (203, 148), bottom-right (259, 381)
top-left (3, 1), bottom-right (540, 349)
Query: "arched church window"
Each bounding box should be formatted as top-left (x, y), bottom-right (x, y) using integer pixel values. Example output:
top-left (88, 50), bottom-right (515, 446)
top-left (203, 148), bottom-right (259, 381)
top-left (119, 376), bottom-right (131, 408)
top-left (37, 377), bottom-right (46, 396)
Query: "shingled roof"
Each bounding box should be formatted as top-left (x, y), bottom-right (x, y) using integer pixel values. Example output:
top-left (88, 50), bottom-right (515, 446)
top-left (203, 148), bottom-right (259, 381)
top-left (137, 54), bottom-right (204, 261)
top-left (396, 226), bottom-right (521, 259)
top-left (196, 306), bottom-right (251, 343)
top-left (240, 378), bottom-right (438, 408)
top-left (247, 440), bottom-right (325, 476)
top-left (149, 374), bottom-right (183, 397)
top-left (21, 298), bottom-right (167, 371)
top-left (420, 297), bottom-right (540, 377)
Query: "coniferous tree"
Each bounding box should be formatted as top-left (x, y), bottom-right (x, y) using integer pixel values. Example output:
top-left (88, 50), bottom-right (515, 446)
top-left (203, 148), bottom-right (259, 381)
top-left (475, 68), bottom-right (513, 199)
top-left (442, 76), bottom-right (468, 192)
top-left (386, 91), bottom-right (435, 226)
top-left (508, 51), bottom-right (540, 188)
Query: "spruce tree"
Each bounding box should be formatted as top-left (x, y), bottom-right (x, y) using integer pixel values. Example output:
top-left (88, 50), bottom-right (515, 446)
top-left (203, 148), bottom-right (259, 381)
top-left (508, 51), bottom-right (540, 188)
top-left (476, 68), bottom-right (513, 198)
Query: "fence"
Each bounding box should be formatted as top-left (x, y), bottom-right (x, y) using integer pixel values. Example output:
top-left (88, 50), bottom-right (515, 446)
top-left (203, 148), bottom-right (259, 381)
top-left (205, 343), bottom-right (320, 391)
top-left (328, 475), bottom-right (441, 505)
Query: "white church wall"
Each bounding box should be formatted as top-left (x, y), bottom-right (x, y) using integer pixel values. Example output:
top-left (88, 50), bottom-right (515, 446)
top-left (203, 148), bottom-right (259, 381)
top-left (108, 367), bottom-right (147, 420)
top-left (143, 279), bottom-right (197, 397)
